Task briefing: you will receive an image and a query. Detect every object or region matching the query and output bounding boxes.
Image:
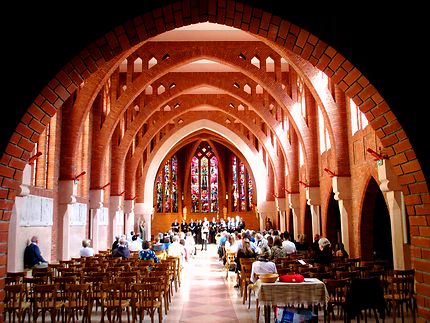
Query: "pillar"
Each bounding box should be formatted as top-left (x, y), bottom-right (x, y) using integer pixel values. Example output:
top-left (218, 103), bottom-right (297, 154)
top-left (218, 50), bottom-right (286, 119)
top-left (89, 189), bottom-right (104, 253)
top-left (332, 177), bottom-right (352, 255)
top-left (378, 159), bottom-right (406, 269)
top-left (124, 199), bottom-right (135, 237)
top-left (109, 196), bottom-right (123, 246)
top-left (306, 187), bottom-right (321, 239)
top-left (58, 180), bottom-right (78, 260)
top-left (288, 193), bottom-right (300, 239)
top-left (276, 197), bottom-right (288, 232)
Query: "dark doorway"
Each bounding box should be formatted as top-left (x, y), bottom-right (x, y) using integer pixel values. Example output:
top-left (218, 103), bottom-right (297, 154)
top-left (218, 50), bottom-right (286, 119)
top-left (326, 192), bottom-right (342, 247)
top-left (360, 178), bottom-right (393, 266)
top-left (304, 204), bottom-right (313, 247)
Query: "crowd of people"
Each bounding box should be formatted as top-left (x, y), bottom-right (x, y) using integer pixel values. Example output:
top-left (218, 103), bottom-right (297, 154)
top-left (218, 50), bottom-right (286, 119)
top-left (23, 217), bottom-right (348, 281)
top-left (215, 228), bottom-right (350, 287)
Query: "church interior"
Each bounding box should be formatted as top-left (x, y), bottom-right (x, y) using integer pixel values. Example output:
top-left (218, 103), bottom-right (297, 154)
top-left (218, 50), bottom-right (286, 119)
top-left (0, 2), bottom-right (428, 322)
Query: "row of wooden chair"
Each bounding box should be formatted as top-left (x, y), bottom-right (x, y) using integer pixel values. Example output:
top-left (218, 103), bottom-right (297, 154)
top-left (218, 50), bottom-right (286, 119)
top-left (324, 269), bottom-right (416, 323)
top-left (5, 254), bottom-right (182, 322)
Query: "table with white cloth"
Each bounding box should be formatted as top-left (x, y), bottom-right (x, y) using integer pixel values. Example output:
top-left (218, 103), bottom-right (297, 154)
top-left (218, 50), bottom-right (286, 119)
top-left (254, 277), bottom-right (329, 322)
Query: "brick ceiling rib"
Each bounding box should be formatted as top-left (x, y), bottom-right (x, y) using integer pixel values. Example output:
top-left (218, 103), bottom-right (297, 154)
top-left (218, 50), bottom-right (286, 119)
top-left (68, 22), bottom-right (333, 197)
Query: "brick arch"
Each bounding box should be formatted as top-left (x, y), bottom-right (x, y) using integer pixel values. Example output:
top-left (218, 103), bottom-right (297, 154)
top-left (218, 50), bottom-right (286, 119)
top-left (0, 1), bottom-right (428, 320)
top-left (126, 108), bottom-right (274, 199)
top-left (91, 45), bottom-right (311, 188)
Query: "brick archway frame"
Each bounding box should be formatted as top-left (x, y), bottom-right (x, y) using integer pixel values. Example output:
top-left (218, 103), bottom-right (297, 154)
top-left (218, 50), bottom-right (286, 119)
top-left (0, 1), bottom-right (428, 321)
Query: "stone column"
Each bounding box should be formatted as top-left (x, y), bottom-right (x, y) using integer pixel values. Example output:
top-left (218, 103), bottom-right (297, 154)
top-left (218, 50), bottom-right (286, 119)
top-left (288, 193), bottom-right (300, 238)
top-left (58, 180), bottom-right (78, 260)
top-left (306, 187), bottom-right (321, 238)
top-left (378, 159), bottom-right (406, 269)
top-left (276, 197), bottom-right (288, 232)
top-left (332, 177), bottom-right (352, 255)
top-left (89, 189), bottom-right (104, 253)
top-left (124, 199), bottom-right (135, 237)
top-left (109, 196), bottom-right (123, 247)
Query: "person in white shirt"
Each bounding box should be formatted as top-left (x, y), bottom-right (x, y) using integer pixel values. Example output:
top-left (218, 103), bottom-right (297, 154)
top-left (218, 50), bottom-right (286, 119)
top-left (185, 231), bottom-right (196, 259)
top-left (128, 234), bottom-right (143, 252)
top-left (79, 239), bottom-right (94, 257)
top-left (168, 235), bottom-right (185, 259)
top-left (250, 245), bottom-right (277, 283)
top-left (281, 231), bottom-right (297, 254)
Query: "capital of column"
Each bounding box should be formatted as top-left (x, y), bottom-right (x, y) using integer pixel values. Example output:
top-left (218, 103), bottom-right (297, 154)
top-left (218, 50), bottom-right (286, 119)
top-left (59, 180), bottom-right (77, 204)
top-left (378, 159), bottom-right (400, 192)
top-left (306, 187), bottom-right (320, 206)
top-left (332, 176), bottom-right (351, 201)
top-left (288, 193), bottom-right (300, 209)
top-left (258, 200), bottom-right (277, 214)
top-left (124, 199), bottom-right (135, 214)
top-left (275, 197), bottom-right (288, 212)
top-left (89, 189), bottom-right (104, 209)
top-left (109, 196), bottom-right (123, 212)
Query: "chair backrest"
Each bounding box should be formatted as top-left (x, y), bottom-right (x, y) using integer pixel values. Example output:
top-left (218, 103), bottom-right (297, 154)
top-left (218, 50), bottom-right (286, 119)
top-left (392, 269), bottom-right (415, 279)
top-left (389, 276), bottom-right (414, 301)
top-left (101, 282), bottom-right (127, 307)
top-left (6, 272), bottom-right (26, 285)
top-left (4, 284), bottom-right (27, 309)
top-left (33, 283), bottom-right (60, 308)
top-left (345, 277), bottom-right (385, 319)
top-left (324, 278), bottom-right (349, 303)
top-left (132, 283), bottom-right (157, 307)
top-left (53, 276), bottom-right (78, 299)
top-left (64, 283), bottom-right (90, 308)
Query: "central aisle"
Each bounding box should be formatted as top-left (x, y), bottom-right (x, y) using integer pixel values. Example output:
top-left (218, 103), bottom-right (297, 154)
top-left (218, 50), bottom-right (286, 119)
top-left (165, 243), bottom-right (256, 323)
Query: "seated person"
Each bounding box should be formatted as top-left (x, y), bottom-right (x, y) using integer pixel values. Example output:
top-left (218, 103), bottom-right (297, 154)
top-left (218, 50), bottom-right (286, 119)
top-left (313, 237), bottom-right (333, 265)
top-left (250, 245), bottom-right (277, 283)
top-left (152, 236), bottom-right (166, 252)
top-left (79, 239), bottom-right (94, 257)
top-left (139, 240), bottom-right (160, 263)
top-left (128, 234), bottom-right (143, 252)
top-left (112, 237), bottom-right (131, 259)
top-left (24, 236), bottom-right (48, 269)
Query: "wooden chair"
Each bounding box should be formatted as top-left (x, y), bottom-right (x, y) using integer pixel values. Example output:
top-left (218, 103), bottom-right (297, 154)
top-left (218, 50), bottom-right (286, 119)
top-left (148, 269), bottom-right (171, 315)
top-left (6, 272), bottom-right (27, 285)
top-left (323, 278), bottom-right (349, 322)
top-left (4, 284), bottom-right (31, 323)
top-left (225, 251), bottom-right (237, 278)
top-left (63, 283), bottom-right (91, 323)
top-left (240, 262), bottom-right (254, 307)
top-left (100, 282), bottom-right (131, 323)
top-left (83, 275), bottom-right (109, 313)
top-left (167, 256), bottom-right (181, 292)
top-left (131, 283), bottom-right (163, 323)
top-left (345, 277), bottom-right (385, 322)
top-left (385, 276), bottom-right (416, 323)
top-left (32, 283), bottom-right (64, 323)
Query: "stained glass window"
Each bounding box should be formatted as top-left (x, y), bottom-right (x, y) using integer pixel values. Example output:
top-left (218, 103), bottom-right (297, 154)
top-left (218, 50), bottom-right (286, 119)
top-left (191, 143), bottom-right (219, 213)
top-left (155, 155), bottom-right (178, 213)
top-left (231, 155), bottom-right (253, 212)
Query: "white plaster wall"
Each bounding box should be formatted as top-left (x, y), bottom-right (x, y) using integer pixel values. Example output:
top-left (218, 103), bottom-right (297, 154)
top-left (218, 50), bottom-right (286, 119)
top-left (69, 225), bottom-right (87, 258)
top-left (8, 197), bottom-right (52, 272)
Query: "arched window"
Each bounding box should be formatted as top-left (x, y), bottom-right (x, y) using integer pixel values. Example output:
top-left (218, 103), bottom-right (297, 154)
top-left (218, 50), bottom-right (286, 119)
top-left (156, 155), bottom-right (178, 213)
top-left (191, 143), bottom-right (219, 213)
top-left (231, 156), bottom-right (253, 212)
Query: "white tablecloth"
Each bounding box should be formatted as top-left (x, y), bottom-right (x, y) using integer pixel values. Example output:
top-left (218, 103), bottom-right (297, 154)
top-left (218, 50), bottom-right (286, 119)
top-left (254, 277), bottom-right (329, 307)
